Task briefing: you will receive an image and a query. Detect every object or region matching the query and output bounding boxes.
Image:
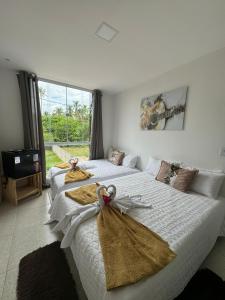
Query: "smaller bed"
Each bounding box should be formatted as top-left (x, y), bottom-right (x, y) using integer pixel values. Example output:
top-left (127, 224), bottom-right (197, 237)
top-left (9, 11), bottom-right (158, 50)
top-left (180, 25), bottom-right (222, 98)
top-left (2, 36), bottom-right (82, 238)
top-left (50, 159), bottom-right (140, 200)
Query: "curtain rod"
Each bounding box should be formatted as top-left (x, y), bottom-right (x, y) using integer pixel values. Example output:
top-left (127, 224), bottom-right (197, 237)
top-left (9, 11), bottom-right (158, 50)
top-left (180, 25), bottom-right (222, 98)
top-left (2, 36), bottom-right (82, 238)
top-left (38, 77), bottom-right (93, 93)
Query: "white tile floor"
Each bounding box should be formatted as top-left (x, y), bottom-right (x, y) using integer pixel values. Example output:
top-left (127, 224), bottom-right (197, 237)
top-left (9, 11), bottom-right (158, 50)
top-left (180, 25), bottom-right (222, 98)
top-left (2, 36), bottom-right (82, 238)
top-left (0, 190), bottom-right (61, 300)
top-left (0, 190), bottom-right (225, 300)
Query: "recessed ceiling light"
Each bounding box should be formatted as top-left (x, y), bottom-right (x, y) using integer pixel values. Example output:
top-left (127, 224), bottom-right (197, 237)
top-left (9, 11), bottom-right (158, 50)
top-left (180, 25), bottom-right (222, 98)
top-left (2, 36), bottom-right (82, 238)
top-left (95, 22), bottom-right (119, 42)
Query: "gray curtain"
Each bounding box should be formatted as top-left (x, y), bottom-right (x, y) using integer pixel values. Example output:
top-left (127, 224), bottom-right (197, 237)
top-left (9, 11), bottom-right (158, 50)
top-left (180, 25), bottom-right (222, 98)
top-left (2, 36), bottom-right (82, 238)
top-left (17, 71), bottom-right (47, 187)
top-left (89, 89), bottom-right (104, 160)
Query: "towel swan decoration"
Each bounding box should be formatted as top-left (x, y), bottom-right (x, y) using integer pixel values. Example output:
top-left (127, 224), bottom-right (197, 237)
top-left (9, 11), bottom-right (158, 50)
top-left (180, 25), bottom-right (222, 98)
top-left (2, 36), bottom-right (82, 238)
top-left (51, 184), bottom-right (152, 248)
top-left (68, 157), bottom-right (79, 171)
top-left (97, 184), bottom-right (116, 207)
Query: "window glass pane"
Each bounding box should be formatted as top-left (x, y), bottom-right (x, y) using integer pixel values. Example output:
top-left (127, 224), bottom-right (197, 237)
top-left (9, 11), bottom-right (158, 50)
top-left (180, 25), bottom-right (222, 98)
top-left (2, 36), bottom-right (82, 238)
top-left (67, 88), bottom-right (91, 107)
top-left (38, 80), bottom-right (91, 171)
top-left (39, 81), bottom-right (66, 105)
top-left (40, 90), bottom-right (67, 144)
top-left (66, 87), bottom-right (91, 143)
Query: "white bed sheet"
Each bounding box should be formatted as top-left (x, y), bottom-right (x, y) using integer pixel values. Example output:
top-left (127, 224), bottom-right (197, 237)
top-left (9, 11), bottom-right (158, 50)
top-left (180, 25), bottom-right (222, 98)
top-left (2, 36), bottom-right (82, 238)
top-left (49, 172), bottom-right (225, 300)
top-left (49, 166), bottom-right (70, 178)
top-left (50, 159), bottom-right (139, 199)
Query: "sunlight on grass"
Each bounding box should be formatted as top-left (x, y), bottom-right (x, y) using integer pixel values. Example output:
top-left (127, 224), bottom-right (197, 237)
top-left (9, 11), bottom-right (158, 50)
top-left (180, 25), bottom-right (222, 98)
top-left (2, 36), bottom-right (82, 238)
top-left (62, 145), bottom-right (89, 160)
top-left (45, 145), bottom-right (89, 171)
top-left (45, 149), bottom-right (62, 171)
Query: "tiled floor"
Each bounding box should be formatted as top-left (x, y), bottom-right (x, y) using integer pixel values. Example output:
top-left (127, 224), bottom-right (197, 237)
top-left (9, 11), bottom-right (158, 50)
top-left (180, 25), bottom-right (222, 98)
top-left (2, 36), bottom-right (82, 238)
top-left (0, 190), bottom-right (61, 300)
top-left (201, 237), bottom-right (225, 278)
top-left (0, 190), bottom-right (225, 300)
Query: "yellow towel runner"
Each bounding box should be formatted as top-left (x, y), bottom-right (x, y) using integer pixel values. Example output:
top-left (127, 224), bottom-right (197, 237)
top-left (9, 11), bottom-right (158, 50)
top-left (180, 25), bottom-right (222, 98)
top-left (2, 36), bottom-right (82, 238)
top-left (55, 162), bottom-right (70, 169)
top-left (64, 168), bottom-right (93, 184)
top-left (97, 206), bottom-right (176, 290)
top-left (65, 185), bottom-right (176, 290)
top-left (65, 183), bottom-right (100, 205)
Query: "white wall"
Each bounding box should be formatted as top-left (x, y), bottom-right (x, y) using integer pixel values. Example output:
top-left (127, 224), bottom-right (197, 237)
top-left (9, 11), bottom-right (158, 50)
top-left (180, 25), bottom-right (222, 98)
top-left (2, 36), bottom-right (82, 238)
top-left (112, 48), bottom-right (225, 173)
top-left (0, 67), bottom-right (24, 151)
top-left (0, 68), bottom-right (24, 202)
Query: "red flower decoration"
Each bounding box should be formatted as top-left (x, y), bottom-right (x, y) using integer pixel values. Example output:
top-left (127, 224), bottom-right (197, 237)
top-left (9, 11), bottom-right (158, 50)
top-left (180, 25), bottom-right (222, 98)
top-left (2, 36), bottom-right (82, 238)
top-left (102, 195), bottom-right (111, 205)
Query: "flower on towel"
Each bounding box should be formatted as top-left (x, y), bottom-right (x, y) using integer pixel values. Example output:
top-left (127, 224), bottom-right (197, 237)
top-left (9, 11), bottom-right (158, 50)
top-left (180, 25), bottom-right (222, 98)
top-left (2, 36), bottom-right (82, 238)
top-left (97, 185), bottom-right (117, 208)
top-left (103, 195), bottom-right (111, 205)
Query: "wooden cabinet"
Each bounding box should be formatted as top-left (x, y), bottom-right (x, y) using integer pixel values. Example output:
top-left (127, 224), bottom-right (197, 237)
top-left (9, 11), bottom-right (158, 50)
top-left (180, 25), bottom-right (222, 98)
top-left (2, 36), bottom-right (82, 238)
top-left (2, 173), bottom-right (42, 205)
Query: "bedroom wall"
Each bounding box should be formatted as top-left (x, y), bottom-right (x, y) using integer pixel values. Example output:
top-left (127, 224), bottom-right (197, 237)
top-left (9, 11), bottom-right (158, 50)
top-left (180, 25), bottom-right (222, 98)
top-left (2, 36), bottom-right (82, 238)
top-left (112, 47), bottom-right (225, 174)
top-left (0, 67), bottom-right (24, 202)
top-left (0, 67), bottom-right (24, 151)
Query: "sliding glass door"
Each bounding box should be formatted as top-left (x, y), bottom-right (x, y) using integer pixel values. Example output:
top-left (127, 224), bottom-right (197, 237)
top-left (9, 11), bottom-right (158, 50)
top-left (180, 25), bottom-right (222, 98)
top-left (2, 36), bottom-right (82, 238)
top-left (38, 80), bottom-right (92, 172)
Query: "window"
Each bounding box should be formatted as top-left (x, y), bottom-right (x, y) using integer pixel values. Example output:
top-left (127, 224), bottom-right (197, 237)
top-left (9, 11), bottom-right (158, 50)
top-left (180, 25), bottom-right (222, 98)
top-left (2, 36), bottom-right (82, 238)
top-left (38, 80), bottom-right (92, 172)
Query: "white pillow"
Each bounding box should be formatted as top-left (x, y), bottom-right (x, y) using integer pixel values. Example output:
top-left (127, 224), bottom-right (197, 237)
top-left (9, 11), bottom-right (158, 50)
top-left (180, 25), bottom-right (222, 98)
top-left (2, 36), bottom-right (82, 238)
top-left (145, 157), bottom-right (161, 177)
top-left (190, 170), bottom-right (225, 198)
top-left (107, 146), bottom-right (114, 160)
top-left (122, 154), bottom-right (138, 168)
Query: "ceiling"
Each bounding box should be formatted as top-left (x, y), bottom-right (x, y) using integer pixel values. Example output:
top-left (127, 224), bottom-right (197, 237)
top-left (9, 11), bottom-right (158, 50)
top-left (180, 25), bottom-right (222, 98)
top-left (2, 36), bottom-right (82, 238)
top-left (0, 0), bottom-right (225, 94)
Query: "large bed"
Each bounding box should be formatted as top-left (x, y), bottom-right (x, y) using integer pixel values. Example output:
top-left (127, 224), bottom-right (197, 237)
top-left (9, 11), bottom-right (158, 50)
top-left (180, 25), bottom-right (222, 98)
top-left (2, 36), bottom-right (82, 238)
top-left (49, 172), bottom-right (225, 300)
top-left (50, 159), bottom-right (140, 199)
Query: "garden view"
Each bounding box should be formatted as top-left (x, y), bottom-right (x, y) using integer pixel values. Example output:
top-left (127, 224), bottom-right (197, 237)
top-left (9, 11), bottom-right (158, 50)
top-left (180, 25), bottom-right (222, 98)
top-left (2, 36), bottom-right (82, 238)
top-left (39, 81), bottom-right (91, 171)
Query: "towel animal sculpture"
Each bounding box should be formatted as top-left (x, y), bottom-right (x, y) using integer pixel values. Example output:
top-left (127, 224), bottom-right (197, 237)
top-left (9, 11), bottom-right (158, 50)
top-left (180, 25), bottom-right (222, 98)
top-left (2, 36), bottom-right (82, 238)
top-left (55, 157), bottom-right (79, 170)
top-left (68, 157), bottom-right (79, 171)
top-left (62, 157), bottom-right (93, 184)
top-left (51, 184), bottom-right (176, 290)
top-left (55, 157), bottom-right (96, 171)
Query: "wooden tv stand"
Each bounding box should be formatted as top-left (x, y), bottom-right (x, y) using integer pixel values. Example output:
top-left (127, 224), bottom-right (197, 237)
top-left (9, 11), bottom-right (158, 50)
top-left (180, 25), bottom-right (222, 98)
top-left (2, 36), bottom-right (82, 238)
top-left (2, 172), bottom-right (42, 205)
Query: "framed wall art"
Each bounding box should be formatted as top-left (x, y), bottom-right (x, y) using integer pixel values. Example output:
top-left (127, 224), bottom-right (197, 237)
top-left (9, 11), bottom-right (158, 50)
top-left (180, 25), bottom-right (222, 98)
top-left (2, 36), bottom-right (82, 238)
top-left (140, 86), bottom-right (188, 130)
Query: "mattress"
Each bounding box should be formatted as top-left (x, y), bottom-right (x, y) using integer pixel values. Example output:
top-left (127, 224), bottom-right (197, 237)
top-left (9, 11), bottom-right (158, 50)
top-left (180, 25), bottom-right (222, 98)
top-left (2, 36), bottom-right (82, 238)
top-left (49, 172), bottom-right (225, 300)
top-left (50, 159), bottom-right (140, 199)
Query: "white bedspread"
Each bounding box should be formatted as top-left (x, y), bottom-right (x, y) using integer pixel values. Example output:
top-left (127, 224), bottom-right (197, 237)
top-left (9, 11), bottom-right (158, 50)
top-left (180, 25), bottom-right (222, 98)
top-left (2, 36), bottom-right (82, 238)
top-left (50, 159), bottom-right (139, 199)
top-left (49, 172), bottom-right (225, 300)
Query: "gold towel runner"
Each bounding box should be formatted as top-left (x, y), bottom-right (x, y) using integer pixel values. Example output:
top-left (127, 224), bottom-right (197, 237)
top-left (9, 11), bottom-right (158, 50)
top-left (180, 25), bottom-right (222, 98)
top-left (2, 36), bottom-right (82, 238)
top-left (97, 206), bottom-right (176, 290)
top-left (65, 168), bottom-right (93, 184)
top-left (65, 183), bottom-right (100, 205)
top-left (55, 162), bottom-right (70, 169)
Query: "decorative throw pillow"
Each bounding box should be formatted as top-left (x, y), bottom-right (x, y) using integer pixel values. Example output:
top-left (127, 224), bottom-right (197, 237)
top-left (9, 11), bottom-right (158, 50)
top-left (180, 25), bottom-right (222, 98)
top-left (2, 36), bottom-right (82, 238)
top-left (155, 160), bottom-right (171, 182)
top-left (173, 168), bottom-right (199, 192)
top-left (109, 150), bottom-right (125, 165)
top-left (156, 160), bottom-right (198, 192)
